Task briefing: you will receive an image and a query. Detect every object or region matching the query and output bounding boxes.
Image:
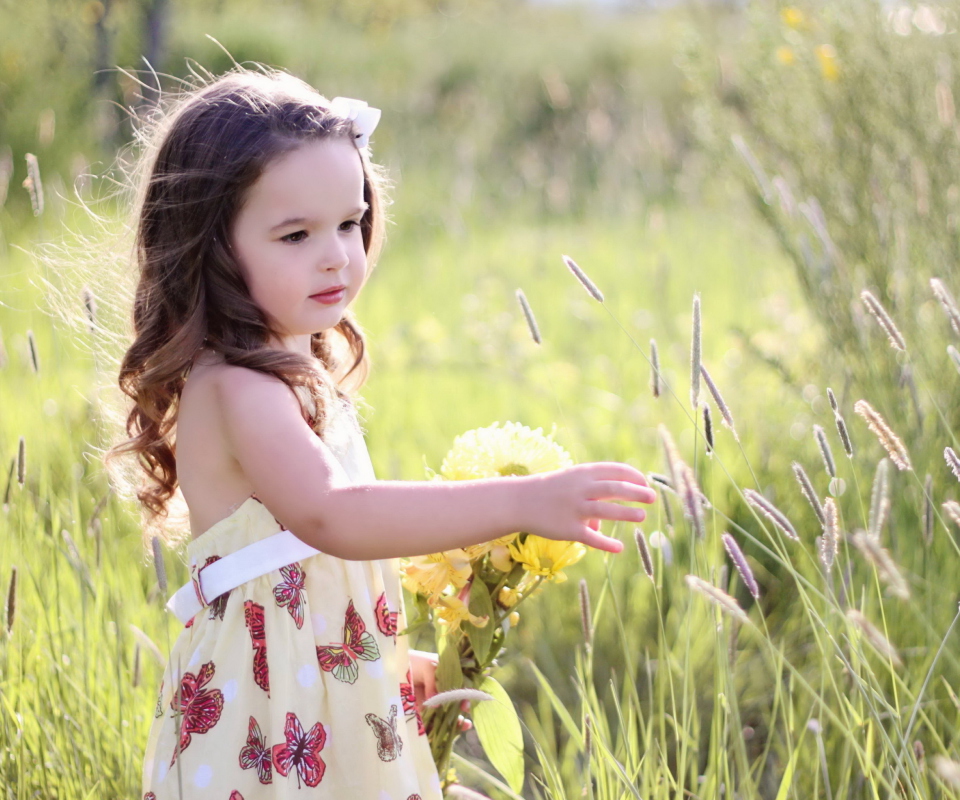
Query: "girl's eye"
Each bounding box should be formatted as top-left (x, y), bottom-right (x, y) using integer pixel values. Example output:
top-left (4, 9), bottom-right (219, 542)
top-left (339, 220), bottom-right (361, 232)
top-left (281, 230), bottom-right (308, 244)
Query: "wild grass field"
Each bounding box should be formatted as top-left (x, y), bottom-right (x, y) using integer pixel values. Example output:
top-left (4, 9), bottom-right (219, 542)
top-left (3, 1), bottom-right (960, 798)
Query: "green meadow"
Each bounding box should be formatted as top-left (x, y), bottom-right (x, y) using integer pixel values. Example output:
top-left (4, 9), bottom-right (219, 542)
top-left (3, 1), bottom-right (960, 798)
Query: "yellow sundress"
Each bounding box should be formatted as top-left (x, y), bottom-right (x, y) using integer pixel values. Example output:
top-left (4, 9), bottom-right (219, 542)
top-left (141, 398), bottom-right (443, 799)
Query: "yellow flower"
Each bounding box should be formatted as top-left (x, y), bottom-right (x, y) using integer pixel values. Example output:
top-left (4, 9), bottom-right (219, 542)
top-left (430, 595), bottom-right (489, 632)
top-left (776, 46), bottom-right (796, 66)
top-left (488, 543), bottom-right (514, 572)
top-left (509, 611), bottom-right (520, 626)
top-left (498, 585), bottom-right (521, 608)
top-left (439, 421), bottom-right (573, 481)
top-left (780, 7), bottom-right (806, 30)
top-left (463, 533), bottom-right (517, 562)
top-left (508, 535), bottom-right (586, 583)
top-left (401, 550), bottom-right (472, 598)
top-left (815, 44), bottom-right (839, 81)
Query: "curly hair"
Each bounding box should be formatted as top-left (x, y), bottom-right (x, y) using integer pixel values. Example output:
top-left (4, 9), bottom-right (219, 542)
top-left (102, 65), bottom-right (390, 546)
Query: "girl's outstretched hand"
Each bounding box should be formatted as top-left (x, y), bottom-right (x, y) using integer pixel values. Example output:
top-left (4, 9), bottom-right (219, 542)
top-left (520, 462), bottom-right (657, 553)
top-left (409, 649), bottom-right (472, 732)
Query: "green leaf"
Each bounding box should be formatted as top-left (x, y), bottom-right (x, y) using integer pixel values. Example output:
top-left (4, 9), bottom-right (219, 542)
top-left (465, 577), bottom-right (495, 663)
top-left (473, 676), bottom-right (525, 794)
top-left (436, 631), bottom-right (463, 692)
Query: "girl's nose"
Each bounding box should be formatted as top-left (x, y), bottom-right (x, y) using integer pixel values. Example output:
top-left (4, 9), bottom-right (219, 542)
top-left (319, 235), bottom-right (349, 271)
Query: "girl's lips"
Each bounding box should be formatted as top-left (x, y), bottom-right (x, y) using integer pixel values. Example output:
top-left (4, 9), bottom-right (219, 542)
top-left (310, 288), bottom-right (346, 305)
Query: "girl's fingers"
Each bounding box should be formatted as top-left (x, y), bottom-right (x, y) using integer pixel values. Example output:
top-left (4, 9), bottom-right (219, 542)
top-left (590, 480), bottom-right (657, 504)
top-left (587, 518), bottom-right (600, 531)
top-left (584, 499), bottom-right (646, 524)
top-left (587, 463), bottom-right (651, 486)
top-left (579, 528), bottom-right (623, 553)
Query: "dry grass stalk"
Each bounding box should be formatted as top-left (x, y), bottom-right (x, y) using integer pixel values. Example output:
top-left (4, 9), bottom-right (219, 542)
top-left (722, 533), bottom-right (759, 599)
top-left (834, 410), bottom-right (853, 458)
top-left (827, 387), bottom-right (839, 413)
top-left (945, 447), bottom-right (960, 482)
top-left (26, 330), bottom-right (39, 374)
top-left (579, 578), bottom-right (592, 649)
top-left (813, 424), bottom-right (836, 478)
top-left (792, 461), bottom-right (825, 526)
top-left (515, 289), bottom-right (541, 345)
top-left (702, 402), bottom-right (714, 455)
top-left (22, 153), bottom-right (44, 216)
top-left (819, 498), bottom-right (839, 575)
top-left (16, 437), bottom-right (25, 487)
top-left (701, 364), bottom-right (739, 441)
top-left (846, 608), bottom-right (903, 667)
top-left (744, 488), bottom-right (800, 542)
top-left (5, 566), bottom-right (16, 633)
top-left (943, 500), bottom-right (960, 528)
top-left (421, 688), bottom-right (496, 709)
top-left (562, 254), bottom-right (604, 303)
top-left (681, 465), bottom-right (706, 539)
top-left (151, 536), bottom-right (167, 594)
top-left (690, 294), bottom-right (701, 409)
top-left (635, 527), bottom-right (654, 580)
top-left (869, 458), bottom-right (891, 538)
top-left (860, 290), bottom-right (906, 351)
top-left (685, 574), bottom-right (752, 626)
top-left (851, 530), bottom-right (910, 600)
top-left (658, 424), bottom-right (684, 493)
top-left (132, 642), bottom-right (141, 688)
top-left (930, 277), bottom-right (960, 337)
top-left (649, 338), bottom-right (661, 398)
top-left (923, 474), bottom-right (934, 547)
top-left (731, 134), bottom-right (773, 201)
top-left (853, 400), bottom-right (912, 471)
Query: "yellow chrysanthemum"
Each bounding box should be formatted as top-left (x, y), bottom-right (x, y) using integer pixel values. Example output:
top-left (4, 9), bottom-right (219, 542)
top-left (780, 7), bottom-right (806, 30)
top-left (508, 535), bottom-right (586, 583)
top-left (815, 44), bottom-right (839, 81)
top-left (776, 46), bottom-right (796, 66)
top-left (401, 550), bottom-right (472, 598)
top-left (439, 421), bottom-right (573, 481)
top-left (430, 595), bottom-right (489, 632)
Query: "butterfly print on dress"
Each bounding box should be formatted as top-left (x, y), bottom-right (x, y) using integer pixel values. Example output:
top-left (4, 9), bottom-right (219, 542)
top-left (168, 661), bottom-right (224, 767)
top-left (365, 704), bottom-right (403, 762)
top-left (273, 562), bottom-right (305, 629)
top-left (229, 793), bottom-right (243, 800)
top-left (400, 668), bottom-right (426, 736)
top-left (238, 715), bottom-right (273, 784)
top-left (143, 794), bottom-right (156, 800)
top-left (243, 600), bottom-right (270, 695)
top-left (374, 591), bottom-right (398, 641)
top-left (315, 599), bottom-right (381, 685)
top-left (200, 555), bottom-right (230, 620)
top-left (271, 711), bottom-right (327, 789)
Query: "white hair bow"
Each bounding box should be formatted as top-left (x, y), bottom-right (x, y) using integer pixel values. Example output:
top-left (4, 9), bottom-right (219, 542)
top-left (328, 96), bottom-right (381, 149)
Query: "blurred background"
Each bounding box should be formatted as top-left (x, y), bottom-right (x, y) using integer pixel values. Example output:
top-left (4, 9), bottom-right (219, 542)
top-left (4, 1), bottom-right (960, 797)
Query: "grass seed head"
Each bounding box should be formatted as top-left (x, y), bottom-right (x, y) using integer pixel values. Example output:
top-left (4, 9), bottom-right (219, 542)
top-left (578, 578), bottom-right (592, 648)
top-left (854, 400), bottom-right (912, 471)
top-left (792, 461), bottom-right (826, 526)
top-left (931, 277), bottom-right (960, 337)
top-left (16, 437), bottom-right (25, 487)
top-left (649, 338), bottom-right (661, 398)
top-left (5, 566), bottom-right (16, 633)
top-left (834, 410), bottom-right (854, 458)
top-left (635, 527), bottom-right (654, 580)
top-left (562, 254), bottom-right (604, 303)
top-left (701, 364), bottom-right (739, 441)
top-left (515, 288), bottom-right (541, 345)
top-left (827, 387), bottom-right (839, 412)
top-left (813, 424), bottom-right (836, 478)
top-left (721, 532), bottom-right (759, 599)
top-left (945, 446), bottom-right (960, 482)
top-left (702, 402), bottom-right (714, 456)
top-left (744, 488), bottom-right (800, 541)
top-left (2, 457), bottom-right (14, 506)
top-left (852, 530), bottom-right (910, 600)
top-left (685, 574), bottom-right (752, 626)
top-left (22, 153), bottom-right (44, 216)
top-left (26, 330), bottom-right (39, 374)
top-left (860, 290), bottom-right (906, 351)
top-left (846, 608), bottom-right (902, 667)
top-left (690, 293), bottom-right (701, 409)
top-left (869, 458), bottom-right (891, 538)
top-left (943, 499), bottom-right (960, 528)
top-left (681, 464), bottom-right (706, 539)
top-left (819, 498), bottom-right (839, 575)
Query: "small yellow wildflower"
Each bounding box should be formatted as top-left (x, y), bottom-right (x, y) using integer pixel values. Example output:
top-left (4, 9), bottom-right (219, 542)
top-left (439, 421), bottom-right (573, 482)
top-left (780, 7), bottom-right (806, 30)
top-left (430, 595), bottom-right (489, 632)
top-left (815, 44), bottom-right (839, 81)
top-left (776, 46), bottom-right (796, 66)
top-left (509, 535), bottom-right (586, 583)
top-left (401, 550), bottom-right (472, 598)
top-left (463, 533), bottom-right (517, 562)
top-left (509, 611), bottom-right (520, 626)
top-left (498, 586), bottom-right (521, 608)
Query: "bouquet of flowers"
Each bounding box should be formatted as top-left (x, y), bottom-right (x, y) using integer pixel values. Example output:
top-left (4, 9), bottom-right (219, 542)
top-left (399, 421), bottom-right (587, 793)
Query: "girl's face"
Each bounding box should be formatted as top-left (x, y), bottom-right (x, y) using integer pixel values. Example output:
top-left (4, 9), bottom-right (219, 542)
top-left (230, 138), bottom-right (369, 353)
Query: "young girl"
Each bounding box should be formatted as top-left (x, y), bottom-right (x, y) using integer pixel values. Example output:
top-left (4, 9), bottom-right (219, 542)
top-left (112, 65), bottom-right (656, 799)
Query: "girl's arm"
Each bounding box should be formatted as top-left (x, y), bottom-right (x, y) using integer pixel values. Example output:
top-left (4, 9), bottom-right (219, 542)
top-left (219, 368), bottom-right (655, 561)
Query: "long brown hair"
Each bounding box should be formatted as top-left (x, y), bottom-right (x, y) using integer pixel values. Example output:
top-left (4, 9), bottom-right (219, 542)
top-left (103, 66), bottom-right (390, 545)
